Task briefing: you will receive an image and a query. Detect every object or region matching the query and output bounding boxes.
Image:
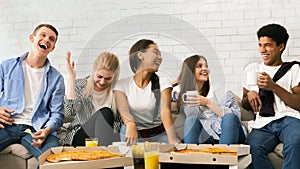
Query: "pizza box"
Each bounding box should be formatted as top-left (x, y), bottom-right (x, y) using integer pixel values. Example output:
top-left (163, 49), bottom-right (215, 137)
top-left (159, 144), bottom-right (250, 166)
top-left (38, 146), bottom-right (133, 169)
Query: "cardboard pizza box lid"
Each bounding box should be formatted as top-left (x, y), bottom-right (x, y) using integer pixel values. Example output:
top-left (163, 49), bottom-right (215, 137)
top-left (159, 144), bottom-right (250, 165)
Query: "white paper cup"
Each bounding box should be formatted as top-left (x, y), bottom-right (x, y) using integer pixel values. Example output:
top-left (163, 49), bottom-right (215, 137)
top-left (247, 72), bottom-right (258, 86)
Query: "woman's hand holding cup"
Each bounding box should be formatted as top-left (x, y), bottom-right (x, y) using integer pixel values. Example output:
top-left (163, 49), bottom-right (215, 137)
top-left (182, 90), bottom-right (199, 105)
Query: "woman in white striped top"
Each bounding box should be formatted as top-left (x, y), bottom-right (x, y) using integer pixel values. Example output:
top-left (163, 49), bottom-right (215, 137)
top-left (62, 51), bottom-right (121, 146)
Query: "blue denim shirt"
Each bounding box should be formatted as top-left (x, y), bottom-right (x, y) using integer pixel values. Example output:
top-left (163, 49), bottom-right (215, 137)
top-left (0, 52), bottom-right (65, 135)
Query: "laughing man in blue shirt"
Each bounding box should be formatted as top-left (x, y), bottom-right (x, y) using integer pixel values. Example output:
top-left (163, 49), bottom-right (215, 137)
top-left (0, 23), bottom-right (65, 159)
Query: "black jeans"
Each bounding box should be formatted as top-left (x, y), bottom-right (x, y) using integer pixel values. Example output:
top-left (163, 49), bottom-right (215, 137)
top-left (72, 107), bottom-right (115, 146)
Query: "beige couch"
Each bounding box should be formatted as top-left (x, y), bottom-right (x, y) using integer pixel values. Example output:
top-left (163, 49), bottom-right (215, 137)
top-left (0, 144), bottom-right (39, 169)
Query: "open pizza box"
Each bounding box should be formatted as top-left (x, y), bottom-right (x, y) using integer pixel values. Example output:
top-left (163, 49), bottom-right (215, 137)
top-left (159, 144), bottom-right (251, 167)
top-left (38, 146), bottom-right (133, 169)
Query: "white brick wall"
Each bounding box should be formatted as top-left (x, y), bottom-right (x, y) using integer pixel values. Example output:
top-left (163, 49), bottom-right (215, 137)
top-left (1, 0), bottom-right (300, 97)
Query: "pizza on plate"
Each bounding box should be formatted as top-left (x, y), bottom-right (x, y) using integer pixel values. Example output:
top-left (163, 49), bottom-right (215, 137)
top-left (47, 150), bottom-right (124, 163)
top-left (169, 147), bottom-right (237, 156)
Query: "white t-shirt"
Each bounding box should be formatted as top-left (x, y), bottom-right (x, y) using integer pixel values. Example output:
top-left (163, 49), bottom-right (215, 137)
top-left (13, 61), bottom-right (45, 125)
top-left (241, 62), bottom-right (300, 129)
top-left (113, 76), bottom-right (172, 130)
top-left (92, 87), bottom-right (112, 111)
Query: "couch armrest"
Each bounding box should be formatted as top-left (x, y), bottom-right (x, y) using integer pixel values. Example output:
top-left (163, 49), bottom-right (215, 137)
top-left (0, 144), bottom-right (32, 159)
top-left (171, 102), bottom-right (178, 114)
top-left (233, 94), bottom-right (255, 121)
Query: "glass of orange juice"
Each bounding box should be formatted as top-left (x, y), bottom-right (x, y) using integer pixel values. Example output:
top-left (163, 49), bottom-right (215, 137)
top-left (144, 142), bottom-right (159, 169)
top-left (85, 138), bottom-right (98, 147)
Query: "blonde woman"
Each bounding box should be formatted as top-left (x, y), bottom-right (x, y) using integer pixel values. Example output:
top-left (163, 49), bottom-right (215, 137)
top-left (63, 51), bottom-right (121, 146)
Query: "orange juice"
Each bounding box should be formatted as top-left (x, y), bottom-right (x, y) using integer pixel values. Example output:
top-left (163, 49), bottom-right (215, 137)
top-left (85, 138), bottom-right (98, 147)
top-left (144, 152), bottom-right (159, 169)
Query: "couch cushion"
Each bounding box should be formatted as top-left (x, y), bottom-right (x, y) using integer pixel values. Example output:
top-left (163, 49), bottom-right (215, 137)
top-left (268, 152), bottom-right (283, 169)
top-left (0, 145), bottom-right (12, 154)
top-left (0, 153), bottom-right (27, 169)
top-left (0, 144), bottom-right (33, 159)
top-left (274, 143), bottom-right (284, 158)
top-left (240, 106), bottom-right (255, 121)
top-left (27, 156), bottom-right (39, 169)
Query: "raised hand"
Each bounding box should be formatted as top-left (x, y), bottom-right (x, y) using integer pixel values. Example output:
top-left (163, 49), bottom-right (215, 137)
top-left (66, 51), bottom-right (76, 99)
top-left (66, 51), bottom-right (76, 79)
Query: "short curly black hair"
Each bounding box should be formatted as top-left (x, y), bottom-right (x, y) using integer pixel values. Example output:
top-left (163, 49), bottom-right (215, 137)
top-left (257, 23), bottom-right (289, 47)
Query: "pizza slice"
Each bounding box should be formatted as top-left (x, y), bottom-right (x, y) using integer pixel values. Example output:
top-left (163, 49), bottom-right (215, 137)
top-left (47, 150), bottom-right (124, 162)
top-left (169, 147), bottom-right (237, 156)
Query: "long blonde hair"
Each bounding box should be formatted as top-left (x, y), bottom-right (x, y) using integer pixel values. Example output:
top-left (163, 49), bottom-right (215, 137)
top-left (83, 52), bottom-right (120, 98)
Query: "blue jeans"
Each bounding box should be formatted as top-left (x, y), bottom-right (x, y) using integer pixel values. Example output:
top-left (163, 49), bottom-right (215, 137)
top-left (184, 113), bottom-right (245, 144)
top-left (120, 124), bottom-right (168, 143)
top-left (0, 124), bottom-right (60, 159)
top-left (245, 116), bottom-right (300, 169)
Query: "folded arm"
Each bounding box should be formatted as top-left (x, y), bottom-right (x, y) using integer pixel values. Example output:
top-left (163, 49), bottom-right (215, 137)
top-left (272, 83), bottom-right (300, 111)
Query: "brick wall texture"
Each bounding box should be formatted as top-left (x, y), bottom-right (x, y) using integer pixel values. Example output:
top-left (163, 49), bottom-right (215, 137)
top-left (1, 0), bottom-right (300, 96)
